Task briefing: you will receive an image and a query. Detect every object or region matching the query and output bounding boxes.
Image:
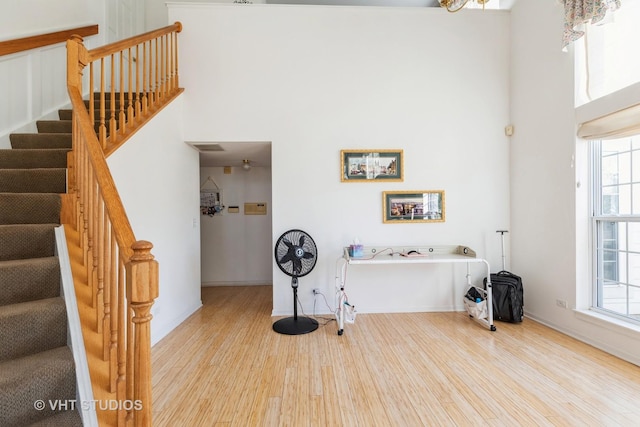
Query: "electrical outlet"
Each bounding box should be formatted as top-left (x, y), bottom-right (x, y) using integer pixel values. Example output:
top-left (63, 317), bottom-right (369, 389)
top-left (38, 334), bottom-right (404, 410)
top-left (556, 299), bottom-right (568, 308)
top-left (312, 288), bottom-right (320, 295)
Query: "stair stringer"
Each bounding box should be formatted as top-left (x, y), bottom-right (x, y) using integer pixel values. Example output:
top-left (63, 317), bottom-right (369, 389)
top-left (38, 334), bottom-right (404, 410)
top-left (55, 225), bottom-right (99, 427)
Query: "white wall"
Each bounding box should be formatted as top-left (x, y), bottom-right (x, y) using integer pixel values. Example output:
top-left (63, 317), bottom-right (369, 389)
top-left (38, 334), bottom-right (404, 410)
top-left (509, 0), bottom-right (640, 365)
top-left (107, 94), bottom-right (203, 345)
top-left (169, 4), bottom-right (512, 316)
top-left (200, 165), bottom-right (273, 285)
top-left (0, 0), bottom-right (93, 40)
top-left (0, 0), bottom-right (106, 147)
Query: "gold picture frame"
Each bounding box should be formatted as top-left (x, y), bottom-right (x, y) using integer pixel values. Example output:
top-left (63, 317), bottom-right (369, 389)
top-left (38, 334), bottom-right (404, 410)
top-left (383, 190), bottom-right (445, 223)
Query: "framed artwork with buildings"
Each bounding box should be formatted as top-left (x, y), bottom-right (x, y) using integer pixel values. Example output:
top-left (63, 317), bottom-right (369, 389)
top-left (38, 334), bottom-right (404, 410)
top-left (383, 190), bottom-right (445, 223)
top-left (341, 149), bottom-right (403, 182)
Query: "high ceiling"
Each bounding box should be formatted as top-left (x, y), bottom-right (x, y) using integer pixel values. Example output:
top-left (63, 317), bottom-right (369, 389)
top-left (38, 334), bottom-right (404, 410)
top-left (265, 0), bottom-right (516, 8)
top-left (266, 0), bottom-right (442, 6)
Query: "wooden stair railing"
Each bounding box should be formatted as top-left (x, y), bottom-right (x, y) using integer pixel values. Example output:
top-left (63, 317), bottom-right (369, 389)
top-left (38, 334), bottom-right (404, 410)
top-left (65, 23), bottom-right (183, 426)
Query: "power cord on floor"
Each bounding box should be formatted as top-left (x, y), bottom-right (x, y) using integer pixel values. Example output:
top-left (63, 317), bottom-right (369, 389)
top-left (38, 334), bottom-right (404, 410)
top-left (295, 292), bottom-right (335, 327)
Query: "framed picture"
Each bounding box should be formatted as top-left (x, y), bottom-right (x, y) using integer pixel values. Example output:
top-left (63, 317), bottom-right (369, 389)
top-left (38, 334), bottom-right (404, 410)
top-left (383, 190), bottom-right (445, 223)
top-left (341, 149), bottom-right (403, 182)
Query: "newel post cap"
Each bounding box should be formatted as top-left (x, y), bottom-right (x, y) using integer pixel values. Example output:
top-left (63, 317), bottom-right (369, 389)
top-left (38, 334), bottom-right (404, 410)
top-left (126, 240), bottom-right (159, 303)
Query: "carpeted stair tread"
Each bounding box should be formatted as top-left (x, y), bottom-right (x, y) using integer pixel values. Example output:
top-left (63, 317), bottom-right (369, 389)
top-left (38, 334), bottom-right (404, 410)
top-left (36, 120), bottom-right (72, 134)
top-left (0, 346), bottom-right (78, 426)
top-left (0, 193), bottom-right (61, 224)
top-left (0, 168), bottom-right (66, 193)
top-left (0, 148), bottom-right (69, 169)
top-left (28, 408), bottom-right (83, 427)
top-left (0, 224), bottom-right (57, 261)
top-left (9, 133), bottom-right (72, 149)
top-left (38, 118), bottom-right (113, 135)
top-left (0, 297), bottom-right (67, 362)
top-left (0, 257), bottom-right (60, 306)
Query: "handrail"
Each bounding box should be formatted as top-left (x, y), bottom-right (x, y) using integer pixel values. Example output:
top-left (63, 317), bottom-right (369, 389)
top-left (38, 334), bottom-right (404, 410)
top-left (66, 22), bottom-right (182, 426)
top-left (0, 25), bottom-right (98, 57)
top-left (89, 23), bottom-right (181, 60)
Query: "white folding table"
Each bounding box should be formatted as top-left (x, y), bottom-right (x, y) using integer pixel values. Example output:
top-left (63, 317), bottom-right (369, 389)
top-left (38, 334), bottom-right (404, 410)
top-left (335, 245), bottom-right (496, 335)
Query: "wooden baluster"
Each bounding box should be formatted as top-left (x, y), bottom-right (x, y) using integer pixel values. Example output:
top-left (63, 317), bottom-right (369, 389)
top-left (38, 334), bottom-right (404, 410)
top-left (157, 35), bottom-right (162, 99)
top-left (126, 295), bottom-right (134, 426)
top-left (88, 167), bottom-right (96, 305)
top-left (102, 217), bottom-right (111, 361)
top-left (92, 177), bottom-right (100, 309)
top-left (135, 44), bottom-right (142, 119)
top-left (117, 259), bottom-right (127, 426)
top-left (162, 34), bottom-right (167, 98)
top-left (120, 51), bottom-right (126, 135)
top-left (95, 192), bottom-right (104, 331)
top-left (142, 41), bottom-right (148, 115)
top-left (148, 39), bottom-right (153, 109)
top-left (81, 140), bottom-right (89, 268)
top-left (127, 47), bottom-right (134, 128)
top-left (154, 37), bottom-right (159, 106)
top-left (166, 34), bottom-right (172, 93)
top-left (99, 60), bottom-right (107, 148)
top-left (126, 241), bottom-right (158, 427)
top-left (74, 132), bottom-right (83, 243)
top-left (109, 233), bottom-right (118, 392)
top-left (89, 62), bottom-right (95, 137)
top-left (166, 33), bottom-right (170, 95)
top-left (110, 57), bottom-right (117, 144)
top-left (83, 62), bottom-right (92, 248)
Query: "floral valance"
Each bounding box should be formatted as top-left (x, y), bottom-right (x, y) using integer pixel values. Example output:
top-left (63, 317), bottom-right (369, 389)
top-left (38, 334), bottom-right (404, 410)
top-left (562, 0), bottom-right (621, 50)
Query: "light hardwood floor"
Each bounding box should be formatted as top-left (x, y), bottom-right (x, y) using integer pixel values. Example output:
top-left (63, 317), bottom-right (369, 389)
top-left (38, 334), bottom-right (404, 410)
top-left (151, 286), bottom-right (640, 426)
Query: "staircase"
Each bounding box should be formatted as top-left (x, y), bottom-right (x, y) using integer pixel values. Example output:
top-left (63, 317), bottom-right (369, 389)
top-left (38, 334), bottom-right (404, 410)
top-left (0, 116), bottom-right (83, 425)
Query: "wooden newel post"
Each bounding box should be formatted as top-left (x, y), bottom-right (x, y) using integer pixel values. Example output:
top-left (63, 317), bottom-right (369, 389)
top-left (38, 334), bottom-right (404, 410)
top-left (66, 35), bottom-right (87, 94)
top-left (66, 35), bottom-right (88, 234)
top-left (126, 240), bottom-right (159, 427)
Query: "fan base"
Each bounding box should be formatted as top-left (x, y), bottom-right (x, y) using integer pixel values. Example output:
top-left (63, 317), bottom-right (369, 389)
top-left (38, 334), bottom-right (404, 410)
top-left (272, 316), bottom-right (319, 335)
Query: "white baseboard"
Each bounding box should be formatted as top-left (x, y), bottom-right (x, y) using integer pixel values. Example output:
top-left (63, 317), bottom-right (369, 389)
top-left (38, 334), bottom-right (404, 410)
top-left (524, 310), bottom-right (640, 368)
top-left (202, 281), bottom-right (272, 287)
top-left (151, 301), bottom-right (203, 346)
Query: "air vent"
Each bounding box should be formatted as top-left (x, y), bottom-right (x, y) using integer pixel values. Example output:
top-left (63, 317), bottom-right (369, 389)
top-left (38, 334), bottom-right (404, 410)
top-left (192, 144), bottom-right (225, 152)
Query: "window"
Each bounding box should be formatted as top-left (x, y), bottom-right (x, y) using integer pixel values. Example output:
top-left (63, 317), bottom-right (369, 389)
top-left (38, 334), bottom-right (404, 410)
top-left (591, 137), bottom-right (640, 323)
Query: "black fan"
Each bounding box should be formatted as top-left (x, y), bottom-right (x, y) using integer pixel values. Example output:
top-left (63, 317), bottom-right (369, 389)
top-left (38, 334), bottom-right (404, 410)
top-left (273, 229), bottom-right (319, 335)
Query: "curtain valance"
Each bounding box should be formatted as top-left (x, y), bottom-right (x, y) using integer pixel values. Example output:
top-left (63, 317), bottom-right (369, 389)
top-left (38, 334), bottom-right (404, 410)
top-left (562, 0), bottom-right (621, 50)
top-left (578, 102), bottom-right (640, 140)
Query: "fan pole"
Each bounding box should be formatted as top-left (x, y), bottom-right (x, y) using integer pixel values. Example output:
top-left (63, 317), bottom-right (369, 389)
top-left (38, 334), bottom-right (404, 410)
top-left (292, 277), bottom-right (299, 320)
top-left (272, 276), bottom-right (319, 335)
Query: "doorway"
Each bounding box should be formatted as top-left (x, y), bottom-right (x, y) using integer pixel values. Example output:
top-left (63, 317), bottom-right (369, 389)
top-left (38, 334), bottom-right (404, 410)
top-left (195, 142), bottom-right (273, 288)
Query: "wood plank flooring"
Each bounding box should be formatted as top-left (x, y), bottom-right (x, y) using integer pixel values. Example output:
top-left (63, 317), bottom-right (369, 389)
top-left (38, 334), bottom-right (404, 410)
top-left (151, 286), bottom-right (640, 426)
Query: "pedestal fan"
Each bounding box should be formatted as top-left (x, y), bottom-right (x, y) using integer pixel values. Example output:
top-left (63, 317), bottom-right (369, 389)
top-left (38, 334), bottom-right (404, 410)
top-left (273, 229), bottom-right (319, 335)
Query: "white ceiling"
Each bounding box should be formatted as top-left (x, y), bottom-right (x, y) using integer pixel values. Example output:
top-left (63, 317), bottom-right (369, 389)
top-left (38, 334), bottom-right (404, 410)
top-left (188, 141), bottom-right (272, 168)
top-left (265, 0), bottom-right (441, 6)
top-left (265, 0), bottom-right (516, 8)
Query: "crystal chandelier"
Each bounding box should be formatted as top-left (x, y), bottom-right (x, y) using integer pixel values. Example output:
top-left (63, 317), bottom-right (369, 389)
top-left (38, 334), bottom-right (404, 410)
top-left (439, 0), bottom-right (489, 13)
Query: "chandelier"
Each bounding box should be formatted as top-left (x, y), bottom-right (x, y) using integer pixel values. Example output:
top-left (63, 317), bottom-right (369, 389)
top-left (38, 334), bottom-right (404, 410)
top-left (439, 0), bottom-right (489, 13)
